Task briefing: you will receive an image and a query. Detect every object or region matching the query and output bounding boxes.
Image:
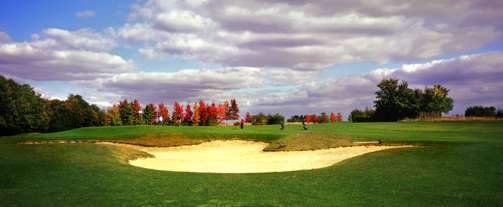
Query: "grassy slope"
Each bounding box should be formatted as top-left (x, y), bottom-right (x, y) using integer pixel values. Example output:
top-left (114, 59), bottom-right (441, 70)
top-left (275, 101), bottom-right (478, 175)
top-left (1, 121), bottom-right (503, 206)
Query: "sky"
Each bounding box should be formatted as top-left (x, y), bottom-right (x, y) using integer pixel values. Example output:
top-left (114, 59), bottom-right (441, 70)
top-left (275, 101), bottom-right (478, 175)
top-left (1, 0), bottom-right (502, 117)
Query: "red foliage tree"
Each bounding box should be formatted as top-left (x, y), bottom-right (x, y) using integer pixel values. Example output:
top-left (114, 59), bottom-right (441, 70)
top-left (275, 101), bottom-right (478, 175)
top-left (228, 99), bottom-right (240, 120)
top-left (158, 102), bottom-right (169, 124)
top-left (198, 100), bottom-right (208, 126)
top-left (304, 113), bottom-right (311, 124)
top-left (330, 112), bottom-right (336, 123)
top-left (217, 104), bottom-right (226, 124)
top-left (245, 112), bottom-right (252, 123)
top-left (183, 104), bottom-right (193, 124)
top-left (172, 101), bottom-right (183, 125)
top-left (209, 103), bottom-right (218, 122)
top-left (335, 112), bottom-right (343, 122)
top-left (312, 114), bottom-right (319, 123)
top-left (132, 99), bottom-right (142, 124)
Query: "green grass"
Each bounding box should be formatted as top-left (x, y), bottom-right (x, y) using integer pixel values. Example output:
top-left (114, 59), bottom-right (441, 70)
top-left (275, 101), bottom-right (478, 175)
top-left (1, 121), bottom-right (503, 206)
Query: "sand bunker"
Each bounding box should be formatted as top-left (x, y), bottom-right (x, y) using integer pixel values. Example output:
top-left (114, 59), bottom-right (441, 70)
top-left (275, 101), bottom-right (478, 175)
top-left (127, 140), bottom-right (411, 173)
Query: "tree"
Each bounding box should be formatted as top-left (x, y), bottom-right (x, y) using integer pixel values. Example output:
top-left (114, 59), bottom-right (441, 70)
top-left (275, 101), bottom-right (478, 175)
top-left (287, 115), bottom-right (304, 122)
top-left (207, 103), bottom-right (219, 125)
top-left (172, 101), bottom-right (183, 125)
top-left (420, 85), bottom-right (453, 118)
top-left (105, 104), bottom-right (122, 126)
top-left (312, 114), bottom-right (319, 123)
top-left (131, 99), bottom-right (142, 124)
top-left (251, 113), bottom-right (268, 125)
top-left (465, 106), bottom-right (496, 117)
top-left (497, 109), bottom-right (503, 118)
top-left (199, 100), bottom-right (208, 126)
top-left (223, 100), bottom-right (231, 120)
top-left (192, 103), bottom-right (200, 126)
top-left (374, 79), bottom-right (453, 121)
top-left (266, 113), bottom-right (285, 125)
top-left (228, 99), bottom-right (240, 120)
top-left (335, 113), bottom-right (343, 122)
top-left (304, 114), bottom-right (311, 124)
top-left (158, 102), bottom-right (169, 124)
top-left (245, 112), bottom-right (252, 123)
top-left (350, 108), bottom-right (375, 122)
top-left (143, 104), bottom-right (158, 125)
top-left (0, 75), bottom-right (50, 135)
top-left (330, 113), bottom-right (336, 123)
top-left (375, 79), bottom-right (415, 121)
top-left (217, 104), bottom-right (226, 124)
top-left (319, 113), bottom-right (329, 123)
top-left (119, 99), bottom-right (133, 125)
top-left (183, 104), bottom-right (193, 125)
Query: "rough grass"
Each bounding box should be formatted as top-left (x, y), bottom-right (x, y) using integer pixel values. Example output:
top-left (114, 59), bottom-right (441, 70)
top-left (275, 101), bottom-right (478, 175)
top-left (1, 121), bottom-right (503, 206)
top-left (263, 132), bottom-right (353, 151)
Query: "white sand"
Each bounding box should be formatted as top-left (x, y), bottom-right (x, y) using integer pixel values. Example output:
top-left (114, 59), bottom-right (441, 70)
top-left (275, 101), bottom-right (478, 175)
top-left (126, 140), bottom-right (411, 173)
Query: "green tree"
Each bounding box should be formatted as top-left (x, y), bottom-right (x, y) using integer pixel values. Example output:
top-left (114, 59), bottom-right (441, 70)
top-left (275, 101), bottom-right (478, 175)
top-left (119, 99), bottom-right (133, 125)
top-left (0, 75), bottom-right (50, 135)
top-left (465, 106), bottom-right (496, 117)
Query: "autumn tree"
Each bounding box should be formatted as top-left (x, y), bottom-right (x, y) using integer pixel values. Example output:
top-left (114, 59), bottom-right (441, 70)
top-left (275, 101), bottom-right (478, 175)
top-left (330, 113), bottom-right (336, 123)
top-left (304, 113), bottom-right (311, 124)
top-left (223, 100), bottom-right (230, 120)
top-left (207, 103), bottom-right (219, 125)
top-left (183, 104), bottom-right (193, 125)
top-left (312, 114), bottom-right (319, 123)
top-left (131, 99), bottom-right (142, 124)
top-left (217, 104), bottom-right (226, 124)
top-left (105, 104), bottom-right (122, 126)
top-left (158, 102), bottom-right (169, 124)
top-left (192, 103), bottom-right (200, 126)
top-left (172, 101), bottom-right (183, 125)
top-left (336, 113), bottom-right (343, 122)
top-left (199, 100), bottom-right (208, 126)
top-left (319, 112), bottom-right (329, 123)
top-left (245, 112), bottom-right (252, 123)
top-left (227, 99), bottom-right (240, 120)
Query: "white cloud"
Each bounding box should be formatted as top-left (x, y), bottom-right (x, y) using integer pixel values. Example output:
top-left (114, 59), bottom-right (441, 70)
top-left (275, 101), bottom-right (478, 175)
top-left (0, 29), bottom-right (133, 81)
top-left (117, 0), bottom-right (502, 70)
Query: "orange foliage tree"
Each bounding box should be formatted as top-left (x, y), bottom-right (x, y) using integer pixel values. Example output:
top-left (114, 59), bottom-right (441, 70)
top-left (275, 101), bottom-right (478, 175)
top-left (192, 103), bottom-right (200, 126)
top-left (158, 102), bottom-right (169, 124)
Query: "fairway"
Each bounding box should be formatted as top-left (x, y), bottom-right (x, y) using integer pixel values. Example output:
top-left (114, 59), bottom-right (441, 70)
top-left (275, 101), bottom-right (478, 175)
top-left (1, 121), bottom-right (503, 206)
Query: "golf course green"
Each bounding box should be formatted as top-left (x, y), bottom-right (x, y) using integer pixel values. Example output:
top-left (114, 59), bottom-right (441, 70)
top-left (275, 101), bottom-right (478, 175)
top-left (1, 121), bottom-right (502, 206)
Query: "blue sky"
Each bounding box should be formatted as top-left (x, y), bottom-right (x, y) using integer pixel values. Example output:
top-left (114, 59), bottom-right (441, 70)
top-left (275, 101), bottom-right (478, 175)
top-left (0, 0), bottom-right (502, 116)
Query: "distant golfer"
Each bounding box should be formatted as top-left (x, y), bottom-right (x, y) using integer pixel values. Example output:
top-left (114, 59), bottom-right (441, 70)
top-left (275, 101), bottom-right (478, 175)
top-left (240, 119), bottom-right (244, 129)
top-left (302, 120), bottom-right (308, 130)
top-left (280, 120), bottom-right (285, 130)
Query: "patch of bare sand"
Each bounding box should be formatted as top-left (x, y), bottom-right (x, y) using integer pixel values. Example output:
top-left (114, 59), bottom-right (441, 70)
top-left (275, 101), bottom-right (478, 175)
top-left (127, 140), bottom-right (412, 173)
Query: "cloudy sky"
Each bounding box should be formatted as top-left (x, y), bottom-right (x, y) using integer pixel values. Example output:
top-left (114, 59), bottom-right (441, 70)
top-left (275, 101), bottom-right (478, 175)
top-left (1, 0), bottom-right (502, 116)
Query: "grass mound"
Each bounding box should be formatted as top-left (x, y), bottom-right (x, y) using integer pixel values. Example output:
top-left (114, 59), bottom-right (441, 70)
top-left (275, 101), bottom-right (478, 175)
top-left (263, 132), bottom-right (353, 151)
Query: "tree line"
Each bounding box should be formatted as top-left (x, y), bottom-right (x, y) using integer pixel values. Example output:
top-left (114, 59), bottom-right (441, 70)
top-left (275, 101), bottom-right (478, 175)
top-left (287, 113), bottom-right (343, 124)
top-left (350, 79), bottom-right (454, 122)
top-left (0, 75), bottom-right (244, 135)
top-left (0, 75), bottom-right (104, 135)
top-left (465, 106), bottom-right (503, 117)
top-left (104, 99), bottom-right (240, 126)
